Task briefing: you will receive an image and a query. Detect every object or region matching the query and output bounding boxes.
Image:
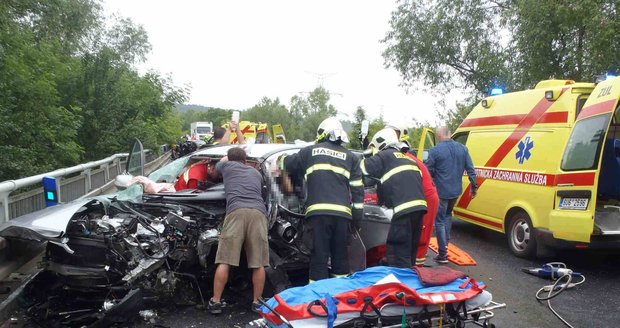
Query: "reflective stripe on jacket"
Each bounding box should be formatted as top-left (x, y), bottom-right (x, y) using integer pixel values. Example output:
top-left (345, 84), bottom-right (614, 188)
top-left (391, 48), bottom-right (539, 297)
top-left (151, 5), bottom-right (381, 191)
top-left (282, 141), bottom-right (364, 220)
top-left (361, 148), bottom-right (427, 216)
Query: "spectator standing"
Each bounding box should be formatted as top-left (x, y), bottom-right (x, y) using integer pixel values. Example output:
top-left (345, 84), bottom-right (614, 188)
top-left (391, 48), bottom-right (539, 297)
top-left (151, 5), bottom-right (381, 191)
top-left (208, 147), bottom-right (268, 314)
top-left (425, 126), bottom-right (477, 264)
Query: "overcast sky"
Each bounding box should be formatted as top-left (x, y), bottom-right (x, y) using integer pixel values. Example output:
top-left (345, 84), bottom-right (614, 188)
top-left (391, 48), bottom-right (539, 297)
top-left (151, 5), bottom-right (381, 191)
top-left (103, 0), bottom-right (465, 125)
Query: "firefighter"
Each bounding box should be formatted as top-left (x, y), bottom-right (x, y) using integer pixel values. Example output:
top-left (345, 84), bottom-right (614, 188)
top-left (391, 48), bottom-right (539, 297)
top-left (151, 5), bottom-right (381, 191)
top-left (279, 117), bottom-right (364, 282)
top-left (386, 122), bottom-right (411, 146)
top-left (384, 125), bottom-right (439, 266)
top-left (362, 128), bottom-right (427, 268)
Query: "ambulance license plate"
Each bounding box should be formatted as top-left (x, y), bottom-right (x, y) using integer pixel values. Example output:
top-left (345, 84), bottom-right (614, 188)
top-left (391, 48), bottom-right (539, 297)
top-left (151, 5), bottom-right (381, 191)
top-left (559, 198), bottom-right (589, 210)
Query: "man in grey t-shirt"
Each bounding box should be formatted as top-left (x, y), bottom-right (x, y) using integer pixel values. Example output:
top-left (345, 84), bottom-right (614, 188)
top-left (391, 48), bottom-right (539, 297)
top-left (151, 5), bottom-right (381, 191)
top-left (209, 147), bottom-right (269, 314)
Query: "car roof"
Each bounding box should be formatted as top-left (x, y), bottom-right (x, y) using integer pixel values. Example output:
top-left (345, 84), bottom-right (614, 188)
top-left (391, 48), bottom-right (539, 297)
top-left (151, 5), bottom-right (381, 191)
top-left (193, 143), bottom-right (304, 160)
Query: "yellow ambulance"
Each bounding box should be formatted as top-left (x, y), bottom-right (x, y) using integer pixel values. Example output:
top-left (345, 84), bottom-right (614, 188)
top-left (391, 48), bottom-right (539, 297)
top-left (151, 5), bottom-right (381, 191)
top-left (223, 121), bottom-right (287, 144)
top-left (419, 78), bottom-right (620, 257)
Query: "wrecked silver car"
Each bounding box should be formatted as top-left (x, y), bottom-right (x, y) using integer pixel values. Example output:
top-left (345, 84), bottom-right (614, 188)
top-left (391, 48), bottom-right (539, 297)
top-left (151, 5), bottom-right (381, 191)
top-left (0, 143), bottom-right (393, 327)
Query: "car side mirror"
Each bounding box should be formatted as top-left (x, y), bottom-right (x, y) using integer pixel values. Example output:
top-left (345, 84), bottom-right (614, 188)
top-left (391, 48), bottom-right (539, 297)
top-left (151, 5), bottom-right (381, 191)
top-left (115, 174), bottom-right (133, 190)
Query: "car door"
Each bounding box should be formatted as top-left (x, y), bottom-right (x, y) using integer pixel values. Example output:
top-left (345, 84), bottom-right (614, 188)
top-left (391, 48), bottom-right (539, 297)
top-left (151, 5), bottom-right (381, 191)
top-left (126, 138), bottom-right (145, 177)
top-left (417, 128), bottom-right (436, 161)
top-left (553, 78), bottom-right (620, 242)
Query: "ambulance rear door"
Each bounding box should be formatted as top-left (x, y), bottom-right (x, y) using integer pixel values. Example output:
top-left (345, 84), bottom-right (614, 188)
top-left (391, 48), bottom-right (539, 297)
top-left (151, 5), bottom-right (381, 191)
top-left (273, 124), bottom-right (286, 144)
top-left (553, 78), bottom-right (620, 242)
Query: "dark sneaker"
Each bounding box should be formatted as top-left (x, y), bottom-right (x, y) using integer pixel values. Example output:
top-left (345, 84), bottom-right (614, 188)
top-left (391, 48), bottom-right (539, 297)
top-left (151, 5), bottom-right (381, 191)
top-left (252, 298), bottom-right (264, 313)
top-left (434, 255), bottom-right (449, 264)
top-left (208, 298), bottom-right (223, 315)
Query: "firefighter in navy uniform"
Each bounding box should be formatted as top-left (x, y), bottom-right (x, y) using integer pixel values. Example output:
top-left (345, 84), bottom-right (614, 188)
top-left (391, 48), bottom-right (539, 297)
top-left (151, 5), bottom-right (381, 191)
top-left (362, 128), bottom-right (427, 268)
top-left (279, 117), bottom-right (364, 282)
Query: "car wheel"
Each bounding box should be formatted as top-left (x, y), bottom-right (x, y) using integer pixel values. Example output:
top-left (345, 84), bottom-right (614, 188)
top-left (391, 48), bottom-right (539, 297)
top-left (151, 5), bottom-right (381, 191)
top-left (506, 211), bottom-right (537, 258)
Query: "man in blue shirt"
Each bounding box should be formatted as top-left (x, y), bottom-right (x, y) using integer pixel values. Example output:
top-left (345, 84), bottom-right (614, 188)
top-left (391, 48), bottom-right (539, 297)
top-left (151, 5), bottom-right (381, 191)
top-left (426, 127), bottom-right (477, 264)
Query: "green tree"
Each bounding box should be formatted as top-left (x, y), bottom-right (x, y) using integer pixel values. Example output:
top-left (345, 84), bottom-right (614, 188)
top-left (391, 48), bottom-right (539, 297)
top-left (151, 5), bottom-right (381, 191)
top-left (242, 97), bottom-right (294, 139)
top-left (289, 87), bottom-right (338, 141)
top-left (509, 0), bottom-right (620, 86)
top-left (384, 0), bottom-right (620, 98)
top-left (179, 107), bottom-right (233, 132)
top-left (0, 0), bottom-right (187, 181)
top-left (0, 0), bottom-right (92, 180)
top-left (348, 106), bottom-right (368, 150)
top-left (383, 0), bottom-right (511, 96)
top-left (437, 102), bottom-right (476, 133)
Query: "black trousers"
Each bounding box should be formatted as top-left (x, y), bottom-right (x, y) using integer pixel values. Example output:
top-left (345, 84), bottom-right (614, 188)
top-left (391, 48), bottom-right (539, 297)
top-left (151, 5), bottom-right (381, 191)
top-left (308, 215), bottom-right (350, 281)
top-left (386, 211), bottom-right (425, 268)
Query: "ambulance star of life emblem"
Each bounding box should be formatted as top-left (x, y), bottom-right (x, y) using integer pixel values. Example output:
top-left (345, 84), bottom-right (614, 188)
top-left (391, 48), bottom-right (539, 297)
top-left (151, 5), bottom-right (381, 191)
top-left (516, 136), bottom-right (534, 164)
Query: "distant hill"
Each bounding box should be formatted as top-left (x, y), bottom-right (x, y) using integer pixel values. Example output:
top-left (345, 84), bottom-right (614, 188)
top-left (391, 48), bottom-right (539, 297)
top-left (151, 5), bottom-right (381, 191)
top-left (175, 104), bottom-right (214, 113)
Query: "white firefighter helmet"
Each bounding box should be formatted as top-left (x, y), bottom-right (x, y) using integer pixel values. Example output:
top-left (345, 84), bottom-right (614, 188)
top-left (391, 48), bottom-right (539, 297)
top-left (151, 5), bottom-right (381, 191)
top-left (316, 117), bottom-right (350, 143)
top-left (369, 128), bottom-right (399, 151)
top-left (386, 122), bottom-right (409, 140)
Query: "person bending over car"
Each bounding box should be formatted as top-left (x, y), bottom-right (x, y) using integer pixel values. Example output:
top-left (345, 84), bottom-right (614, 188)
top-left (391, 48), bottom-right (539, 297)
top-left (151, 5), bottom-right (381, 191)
top-left (362, 128), bottom-right (427, 268)
top-left (279, 117), bottom-right (364, 282)
top-left (209, 147), bottom-right (268, 314)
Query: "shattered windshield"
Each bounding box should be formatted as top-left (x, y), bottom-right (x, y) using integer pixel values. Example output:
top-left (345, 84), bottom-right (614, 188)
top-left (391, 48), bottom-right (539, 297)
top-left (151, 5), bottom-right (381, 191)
top-left (148, 157), bottom-right (191, 183)
top-left (115, 157), bottom-right (191, 200)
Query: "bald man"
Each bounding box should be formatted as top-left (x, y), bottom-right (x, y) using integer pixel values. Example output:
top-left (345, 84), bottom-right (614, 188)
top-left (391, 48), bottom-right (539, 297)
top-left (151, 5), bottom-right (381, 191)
top-left (425, 126), bottom-right (477, 264)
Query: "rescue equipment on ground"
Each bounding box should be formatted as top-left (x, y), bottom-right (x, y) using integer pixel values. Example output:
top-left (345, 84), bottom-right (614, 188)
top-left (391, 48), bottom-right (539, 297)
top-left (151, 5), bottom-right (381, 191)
top-left (522, 262), bottom-right (585, 328)
top-left (428, 237), bottom-right (477, 266)
top-left (248, 266), bottom-right (506, 328)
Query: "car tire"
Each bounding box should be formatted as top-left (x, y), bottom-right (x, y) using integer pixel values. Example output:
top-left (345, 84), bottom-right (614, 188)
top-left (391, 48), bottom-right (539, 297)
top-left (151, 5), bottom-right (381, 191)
top-left (506, 211), bottom-right (537, 258)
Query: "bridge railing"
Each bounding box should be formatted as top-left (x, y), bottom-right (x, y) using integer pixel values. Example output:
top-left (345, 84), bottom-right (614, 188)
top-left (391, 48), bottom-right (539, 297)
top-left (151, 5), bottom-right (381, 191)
top-left (0, 150), bottom-right (168, 223)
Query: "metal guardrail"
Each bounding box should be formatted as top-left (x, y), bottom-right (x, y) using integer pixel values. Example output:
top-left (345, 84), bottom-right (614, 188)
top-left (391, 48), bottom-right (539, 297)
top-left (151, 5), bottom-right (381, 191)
top-left (0, 150), bottom-right (165, 223)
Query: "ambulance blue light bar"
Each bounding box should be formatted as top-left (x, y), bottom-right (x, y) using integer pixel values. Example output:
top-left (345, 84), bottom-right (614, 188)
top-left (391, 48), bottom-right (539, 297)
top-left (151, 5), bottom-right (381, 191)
top-left (606, 73), bottom-right (617, 80)
top-left (490, 88), bottom-right (504, 96)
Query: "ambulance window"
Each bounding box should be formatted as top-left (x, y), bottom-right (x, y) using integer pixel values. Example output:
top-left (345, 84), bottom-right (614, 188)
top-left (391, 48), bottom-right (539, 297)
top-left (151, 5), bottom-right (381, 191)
top-left (575, 96), bottom-right (588, 118)
top-left (453, 132), bottom-right (469, 145)
top-left (561, 113), bottom-right (610, 171)
top-left (613, 107), bottom-right (620, 125)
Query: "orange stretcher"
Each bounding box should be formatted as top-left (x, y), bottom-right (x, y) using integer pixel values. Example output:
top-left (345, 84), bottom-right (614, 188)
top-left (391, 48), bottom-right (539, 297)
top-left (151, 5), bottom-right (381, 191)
top-left (428, 237), bottom-right (477, 266)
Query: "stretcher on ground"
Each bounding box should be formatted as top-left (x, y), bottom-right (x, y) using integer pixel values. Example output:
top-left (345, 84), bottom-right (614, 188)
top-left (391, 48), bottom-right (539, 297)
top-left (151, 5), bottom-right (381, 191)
top-left (247, 266), bottom-right (505, 328)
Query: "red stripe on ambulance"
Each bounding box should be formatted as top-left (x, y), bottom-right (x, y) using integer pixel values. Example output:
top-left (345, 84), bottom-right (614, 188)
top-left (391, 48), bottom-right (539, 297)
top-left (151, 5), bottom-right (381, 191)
top-left (453, 210), bottom-right (503, 229)
top-left (576, 99), bottom-right (617, 120)
top-left (472, 168), bottom-right (595, 187)
top-left (537, 111), bottom-right (569, 124)
top-left (458, 89), bottom-right (568, 209)
top-left (459, 111), bottom-right (568, 128)
top-left (232, 125), bottom-right (253, 143)
top-left (554, 172), bottom-right (596, 186)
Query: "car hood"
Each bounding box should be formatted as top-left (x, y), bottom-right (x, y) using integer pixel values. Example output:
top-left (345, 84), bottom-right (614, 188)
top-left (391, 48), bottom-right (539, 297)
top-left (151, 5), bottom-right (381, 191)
top-left (0, 199), bottom-right (95, 242)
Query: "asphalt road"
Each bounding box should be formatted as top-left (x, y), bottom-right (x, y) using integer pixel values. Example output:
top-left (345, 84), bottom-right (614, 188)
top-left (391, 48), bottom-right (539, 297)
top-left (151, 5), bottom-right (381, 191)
top-left (449, 219), bottom-right (620, 328)
top-left (134, 219), bottom-right (620, 328)
top-left (8, 219), bottom-right (619, 327)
